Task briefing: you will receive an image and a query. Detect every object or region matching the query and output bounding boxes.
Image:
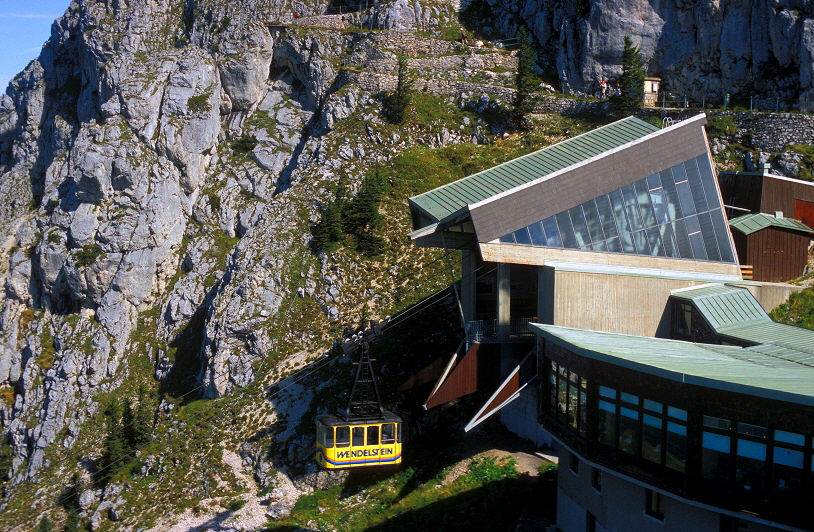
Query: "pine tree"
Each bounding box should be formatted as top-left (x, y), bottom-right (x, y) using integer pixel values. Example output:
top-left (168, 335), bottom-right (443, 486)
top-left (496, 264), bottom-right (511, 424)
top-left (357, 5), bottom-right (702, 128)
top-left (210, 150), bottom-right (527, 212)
top-left (388, 55), bottom-right (414, 124)
top-left (512, 27), bottom-right (538, 129)
top-left (615, 35), bottom-right (645, 116)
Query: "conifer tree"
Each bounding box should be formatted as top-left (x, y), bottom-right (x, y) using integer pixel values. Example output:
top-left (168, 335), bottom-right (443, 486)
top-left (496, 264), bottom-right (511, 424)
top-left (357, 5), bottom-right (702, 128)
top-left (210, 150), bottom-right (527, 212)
top-left (512, 27), bottom-right (538, 129)
top-left (389, 55), bottom-right (414, 124)
top-left (615, 35), bottom-right (645, 116)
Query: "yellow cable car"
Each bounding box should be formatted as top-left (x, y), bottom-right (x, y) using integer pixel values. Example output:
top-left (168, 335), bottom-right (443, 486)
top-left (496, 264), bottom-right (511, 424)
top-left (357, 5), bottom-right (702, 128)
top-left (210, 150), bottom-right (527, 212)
top-left (315, 319), bottom-right (404, 470)
top-left (315, 412), bottom-right (402, 469)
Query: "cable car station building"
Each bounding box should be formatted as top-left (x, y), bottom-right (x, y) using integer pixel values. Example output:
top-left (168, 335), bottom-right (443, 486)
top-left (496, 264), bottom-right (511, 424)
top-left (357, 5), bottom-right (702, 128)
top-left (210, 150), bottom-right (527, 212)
top-left (405, 113), bottom-right (814, 531)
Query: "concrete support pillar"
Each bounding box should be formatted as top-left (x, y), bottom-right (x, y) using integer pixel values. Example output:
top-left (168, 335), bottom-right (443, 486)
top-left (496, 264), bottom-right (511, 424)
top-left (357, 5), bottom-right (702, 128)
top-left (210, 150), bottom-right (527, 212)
top-left (498, 262), bottom-right (511, 340)
top-left (537, 266), bottom-right (554, 325)
top-left (461, 249), bottom-right (477, 323)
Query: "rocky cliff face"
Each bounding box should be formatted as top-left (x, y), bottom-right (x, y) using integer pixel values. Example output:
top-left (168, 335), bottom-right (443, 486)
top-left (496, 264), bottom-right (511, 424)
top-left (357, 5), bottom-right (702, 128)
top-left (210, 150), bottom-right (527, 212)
top-left (482, 0), bottom-right (814, 107)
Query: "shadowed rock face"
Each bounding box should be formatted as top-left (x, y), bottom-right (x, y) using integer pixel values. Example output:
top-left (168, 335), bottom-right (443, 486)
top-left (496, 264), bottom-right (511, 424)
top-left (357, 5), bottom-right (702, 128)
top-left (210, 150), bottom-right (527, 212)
top-left (484, 0), bottom-right (814, 107)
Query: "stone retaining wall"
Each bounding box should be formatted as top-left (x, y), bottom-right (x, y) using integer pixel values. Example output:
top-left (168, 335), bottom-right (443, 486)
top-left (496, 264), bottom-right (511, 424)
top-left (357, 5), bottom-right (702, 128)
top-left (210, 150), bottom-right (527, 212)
top-left (637, 109), bottom-right (814, 152)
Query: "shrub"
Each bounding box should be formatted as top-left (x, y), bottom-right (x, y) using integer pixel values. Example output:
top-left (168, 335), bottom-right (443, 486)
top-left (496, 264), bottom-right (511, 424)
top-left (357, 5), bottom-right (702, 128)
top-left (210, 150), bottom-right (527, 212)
top-left (228, 499), bottom-right (245, 511)
top-left (75, 244), bottom-right (104, 267)
top-left (706, 115), bottom-right (738, 137)
top-left (187, 93), bottom-right (211, 114)
top-left (231, 134), bottom-right (258, 154)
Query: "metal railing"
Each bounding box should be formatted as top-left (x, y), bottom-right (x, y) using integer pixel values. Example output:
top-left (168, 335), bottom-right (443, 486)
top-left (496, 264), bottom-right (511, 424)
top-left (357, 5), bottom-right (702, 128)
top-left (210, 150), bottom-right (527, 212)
top-left (466, 316), bottom-right (537, 341)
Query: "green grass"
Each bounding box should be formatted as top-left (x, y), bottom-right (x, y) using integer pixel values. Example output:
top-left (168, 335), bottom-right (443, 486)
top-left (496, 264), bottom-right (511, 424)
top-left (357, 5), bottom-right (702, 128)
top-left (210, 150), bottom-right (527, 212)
top-left (786, 144), bottom-right (814, 181)
top-left (771, 285), bottom-right (814, 330)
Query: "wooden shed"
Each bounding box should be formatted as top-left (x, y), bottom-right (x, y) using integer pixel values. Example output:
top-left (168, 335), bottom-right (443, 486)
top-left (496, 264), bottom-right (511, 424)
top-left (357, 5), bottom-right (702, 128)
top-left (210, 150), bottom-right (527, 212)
top-left (729, 212), bottom-right (813, 283)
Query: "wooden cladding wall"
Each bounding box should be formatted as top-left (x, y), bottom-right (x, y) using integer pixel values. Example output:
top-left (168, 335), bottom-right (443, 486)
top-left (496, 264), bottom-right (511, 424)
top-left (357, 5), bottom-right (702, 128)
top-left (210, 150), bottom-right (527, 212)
top-left (761, 177), bottom-right (814, 218)
top-left (744, 227), bottom-right (812, 283)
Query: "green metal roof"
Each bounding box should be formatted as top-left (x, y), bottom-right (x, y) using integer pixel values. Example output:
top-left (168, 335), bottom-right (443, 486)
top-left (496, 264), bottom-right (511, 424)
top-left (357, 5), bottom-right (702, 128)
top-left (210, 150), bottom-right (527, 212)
top-left (408, 116), bottom-right (660, 224)
top-left (729, 213), bottom-right (813, 236)
top-left (530, 323), bottom-right (814, 406)
top-left (671, 284), bottom-right (771, 330)
top-left (671, 283), bottom-right (814, 359)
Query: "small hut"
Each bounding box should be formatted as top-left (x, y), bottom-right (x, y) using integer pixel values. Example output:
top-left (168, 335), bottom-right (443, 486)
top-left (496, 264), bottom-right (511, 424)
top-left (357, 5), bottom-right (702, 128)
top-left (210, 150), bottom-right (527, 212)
top-left (644, 76), bottom-right (662, 107)
top-left (729, 212), bottom-right (813, 282)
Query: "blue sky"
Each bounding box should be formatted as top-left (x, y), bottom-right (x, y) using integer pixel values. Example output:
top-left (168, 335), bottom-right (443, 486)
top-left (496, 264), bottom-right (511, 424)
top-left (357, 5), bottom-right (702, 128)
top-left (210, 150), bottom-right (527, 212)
top-left (1, 0), bottom-right (71, 91)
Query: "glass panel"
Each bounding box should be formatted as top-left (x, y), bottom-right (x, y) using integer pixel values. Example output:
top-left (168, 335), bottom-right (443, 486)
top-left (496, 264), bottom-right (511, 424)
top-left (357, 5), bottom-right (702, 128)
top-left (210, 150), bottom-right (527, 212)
top-left (382, 423), bottom-right (395, 443)
top-left (606, 237), bottom-right (622, 253)
top-left (695, 156), bottom-right (722, 210)
top-left (635, 179), bottom-right (657, 228)
top-left (689, 232), bottom-right (708, 261)
top-left (353, 426), bottom-right (365, 446)
top-left (549, 371), bottom-right (557, 413)
top-left (556, 211), bottom-right (577, 249)
top-left (579, 390), bottom-right (587, 435)
top-left (621, 392), bottom-right (639, 405)
top-left (774, 447), bottom-right (804, 492)
top-left (599, 386), bottom-right (616, 399)
top-left (660, 168), bottom-right (683, 220)
top-left (619, 407), bottom-right (640, 455)
top-left (325, 426), bottom-right (334, 447)
top-left (775, 430), bottom-right (805, 446)
top-left (666, 422), bottom-right (687, 472)
top-left (644, 399), bottom-right (662, 413)
top-left (583, 200), bottom-right (605, 242)
top-left (623, 186), bottom-right (644, 231)
top-left (568, 383), bottom-right (579, 430)
top-left (710, 209), bottom-right (735, 262)
top-left (609, 189), bottom-right (632, 234)
top-left (542, 217), bottom-right (562, 247)
top-left (558, 378), bottom-right (568, 422)
top-left (737, 440), bottom-right (766, 491)
top-left (528, 222), bottom-right (547, 246)
top-left (632, 230), bottom-right (650, 255)
top-left (514, 227), bottom-right (532, 246)
top-left (685, 158), bottom-right (709, 213)
top-left (659, 224), bottom-right (678, 257)
top-left (737, 423), bottom-right (766, 438)
top-left (500, 233), bottom-right (515, 244)
top-left (703, 416), bottom-right (731, 430)
top-left (367, 425), bottom-right (379, 445)
top-left (647, 173), bottom-right (662, 190)
top-left (673, 219), bottom-right (693, 258)
top-left (595, 195), bottom-right (618, 239)
top-left (598, 401), bottom-right (616, 447)
top-left (336, 426), bottom-right (351, 447)
top-left (643, 414), bottom-right (662, 464)
top-left (698, 212), bottom-right (720, 261)
top-left (650, 188), bottom-right (670, 225)
top-left (671, 162), bottom-right (689, 185)
top-left (667, 407), bottom-right (687, 421)
top-left (620, 232), bottom-right (636, 253)
top-left (675, 180), bottom-right (696, 216)
top-left (569, 206), bottom-right (591, 247)
top-left (702, 432), bottom-right (731, 480)
top-left (646, 227), bottom-right (664, 256)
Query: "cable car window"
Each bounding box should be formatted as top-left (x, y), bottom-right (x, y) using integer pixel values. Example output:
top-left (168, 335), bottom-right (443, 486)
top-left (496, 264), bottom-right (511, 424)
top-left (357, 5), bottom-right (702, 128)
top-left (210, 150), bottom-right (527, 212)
top-left (325, 426), bottom-right (334, 448)
top-left (336, 426), bottom-right (350, 447)
top-left (352, 427), bottom-right (365, 446)
top-left (382, 424), bottom-right (395, 444)
top-left (367, 425), bottom-right (379, 445)
top-left (317, 423), bottom-right (325, 445)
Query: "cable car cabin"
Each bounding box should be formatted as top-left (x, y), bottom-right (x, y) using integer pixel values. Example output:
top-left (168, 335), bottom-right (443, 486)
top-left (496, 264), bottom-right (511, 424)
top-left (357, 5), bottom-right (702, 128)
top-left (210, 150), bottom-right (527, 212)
top-left (315, 412), bottom-right (402, 469)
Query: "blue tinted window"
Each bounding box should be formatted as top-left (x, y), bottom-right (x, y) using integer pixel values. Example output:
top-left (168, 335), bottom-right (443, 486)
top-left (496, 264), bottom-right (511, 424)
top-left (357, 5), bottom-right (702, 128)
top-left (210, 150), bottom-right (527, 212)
top-left (676, 180), bottom-right (696, 216)
top-left (500, 233), bottom-right (515, 244)
top-left (632, 230), bottom-right (649, 255)
top-left (556, 212), bottom-right (577, 248)
top-left (650, 188), bottom-right (670, 225)
top-left (528, 222), bottom-right (546, 246)
top-left (698, 212), bottom-right (720, 261)
top-left (606, 237), bottom-right (622, 252)
top-left (710, 209), bottom-right (734, 262)
top-left (542, 217), bottom-right (562, 247)
top-left (609, 190), bottom-right (631, 234)
top-left (646, 173), bottom-right (662, 190)
top-left (647, 227), bottom-right (664, 256)
top-left (595, 195), bottom-right (618, 239)
top-left (514, 227), bottom-right (532, 245)
top-left (635, 180), bottom-right (657, 227)
top-left (583, 200), bottom-right (605, 242)
top-left (673, 220), bottom-right (693, 259)
top-left (660, 168), bottom-right (683, 220)
top-left (685, 159), bottom-right (709, 213)
top-left (569, 206), bottom-right (591, 247)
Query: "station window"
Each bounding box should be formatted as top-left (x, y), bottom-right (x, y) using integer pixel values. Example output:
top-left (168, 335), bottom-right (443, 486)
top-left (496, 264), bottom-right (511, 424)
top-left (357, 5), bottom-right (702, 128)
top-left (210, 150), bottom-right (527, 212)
top-left (673, 302), bottom-right (693, 337)
top-left (570, 452), bottom-right (579, 474)
top-left (645, 489), bottom-right (665, 520)
top-left (774, 430), bottom-right (805, 492)
top-left (591, 467), bottom-right (602, 492)
top-left (586, 512), bottom-right (596, 532)
top-left (547, 359), bottom-right (588, 435)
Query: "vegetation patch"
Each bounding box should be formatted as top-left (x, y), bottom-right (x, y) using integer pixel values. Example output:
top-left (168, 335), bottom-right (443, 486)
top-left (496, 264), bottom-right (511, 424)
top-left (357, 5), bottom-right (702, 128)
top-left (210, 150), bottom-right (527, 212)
top-left (771, 286), bottom-right (814, 330)
top-left (785, 144), bottom-right (814, 181)
top-left (74, 244), bottom-right (105, 267)
top-left (706, 115), bottom-right (738, 137)
top-left (231, 134), bottom-right (258, 154)
top-left (187, 93), bottom-right (212, 114)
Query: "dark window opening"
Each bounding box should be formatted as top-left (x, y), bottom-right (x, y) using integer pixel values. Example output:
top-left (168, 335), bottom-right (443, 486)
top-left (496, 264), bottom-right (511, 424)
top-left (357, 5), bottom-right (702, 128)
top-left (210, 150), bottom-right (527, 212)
top-left (336, 426), bottom-right (350, 447)
top-left (352, 427), bottom-right (365, 446)
top-left (591, 467), bottom-right (602, 491)
top-left (367, 425), bottom-right (379, 446)
top-left (570, 452), bottom-right (579, 474)
top-left (646, 489), bottom-right (665, 520)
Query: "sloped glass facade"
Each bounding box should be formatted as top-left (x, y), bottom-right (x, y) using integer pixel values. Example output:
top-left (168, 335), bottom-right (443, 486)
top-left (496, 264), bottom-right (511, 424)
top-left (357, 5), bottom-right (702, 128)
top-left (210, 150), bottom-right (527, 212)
top-left (499, 155), bottom-right (736, 263)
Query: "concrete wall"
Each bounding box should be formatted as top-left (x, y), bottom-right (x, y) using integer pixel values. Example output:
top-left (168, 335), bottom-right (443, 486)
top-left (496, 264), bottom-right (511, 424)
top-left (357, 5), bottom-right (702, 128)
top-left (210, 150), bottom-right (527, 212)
top-left (499, 385), bottom-right (554, 447)
top-left (740, 282), bottom-right (804, 314)
top-left (547, 270), bottom-right (720, 338)
top-left (557, 448), bottom-right (786, 532)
